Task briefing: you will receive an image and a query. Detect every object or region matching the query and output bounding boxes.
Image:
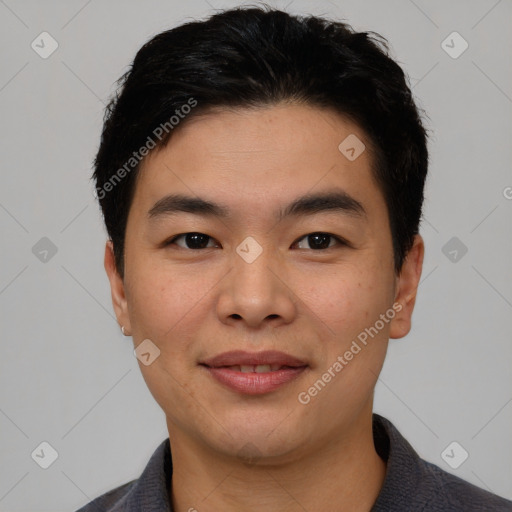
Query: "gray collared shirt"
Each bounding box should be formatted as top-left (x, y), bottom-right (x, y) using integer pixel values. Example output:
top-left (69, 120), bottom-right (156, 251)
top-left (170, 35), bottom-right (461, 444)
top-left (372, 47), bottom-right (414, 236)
top-left (75, 414), bottom-right (512, 511)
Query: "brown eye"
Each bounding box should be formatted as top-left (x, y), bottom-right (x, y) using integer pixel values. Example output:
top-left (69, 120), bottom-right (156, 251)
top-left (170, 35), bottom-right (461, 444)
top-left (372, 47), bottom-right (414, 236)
top-left (293, 232), bottom-right (345, 250)
top-left (167, 232), bottom-right (219, 249)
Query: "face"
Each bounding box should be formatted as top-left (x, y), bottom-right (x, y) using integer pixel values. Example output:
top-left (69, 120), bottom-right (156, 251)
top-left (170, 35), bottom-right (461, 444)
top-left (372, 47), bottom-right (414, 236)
top-left (105, 104), bottom-right (423, 463)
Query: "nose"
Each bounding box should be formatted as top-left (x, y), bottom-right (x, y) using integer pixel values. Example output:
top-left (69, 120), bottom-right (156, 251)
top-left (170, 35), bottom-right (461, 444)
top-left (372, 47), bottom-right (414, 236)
top-left (216, 244), bottom-right (297, 329)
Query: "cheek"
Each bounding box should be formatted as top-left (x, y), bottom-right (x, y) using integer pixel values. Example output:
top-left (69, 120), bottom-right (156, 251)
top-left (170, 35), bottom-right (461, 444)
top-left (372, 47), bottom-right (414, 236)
top-left (126, 270), bottom-right (207, 410)
top-left (295, 266), bottom-right (391, 340)
top-left (125, 264), bottom-right (208, 342)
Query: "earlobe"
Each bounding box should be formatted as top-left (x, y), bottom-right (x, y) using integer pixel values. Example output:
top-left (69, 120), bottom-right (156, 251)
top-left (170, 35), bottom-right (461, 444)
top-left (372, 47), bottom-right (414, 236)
top-left (389, 234), bottom-right (424, 339)
top-left (104, 240), bottom-right (132, 333)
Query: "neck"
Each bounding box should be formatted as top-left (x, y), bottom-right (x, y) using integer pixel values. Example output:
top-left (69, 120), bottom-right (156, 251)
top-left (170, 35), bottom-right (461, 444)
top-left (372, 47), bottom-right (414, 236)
top-left (168, 410), bottom-right (386, 512)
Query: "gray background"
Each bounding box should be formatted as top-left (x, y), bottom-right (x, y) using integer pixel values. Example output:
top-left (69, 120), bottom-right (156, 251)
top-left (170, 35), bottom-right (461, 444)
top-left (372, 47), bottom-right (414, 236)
top-left (0, 0), bottom-right (511, 510)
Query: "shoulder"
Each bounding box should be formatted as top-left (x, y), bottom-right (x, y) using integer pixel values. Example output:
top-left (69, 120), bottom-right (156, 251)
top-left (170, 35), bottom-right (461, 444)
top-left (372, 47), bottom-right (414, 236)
top-left (73, 437), bottom-right (172, 511)
top-left (419, 457), bottom-right (512, 511)
top-left (372, 414), bottom-right (512, 511)
top-left (74, 480), bottom-right (137, 511)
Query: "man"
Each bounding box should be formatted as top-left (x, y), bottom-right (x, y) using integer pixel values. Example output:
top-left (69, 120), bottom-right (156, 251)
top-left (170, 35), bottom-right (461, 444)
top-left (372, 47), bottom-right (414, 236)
top-left (78, 6), bottom-right (512, 511)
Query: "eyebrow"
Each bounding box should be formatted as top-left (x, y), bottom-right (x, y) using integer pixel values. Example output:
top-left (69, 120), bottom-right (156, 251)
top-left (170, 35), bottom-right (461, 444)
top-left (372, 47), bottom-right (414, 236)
top-left (147, 189), bottom-right (366, 222)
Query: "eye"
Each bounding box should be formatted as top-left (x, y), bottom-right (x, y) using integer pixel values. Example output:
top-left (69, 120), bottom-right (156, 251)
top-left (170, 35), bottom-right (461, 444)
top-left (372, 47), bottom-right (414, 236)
top-left (164, 232), bottom-right (348, 251)
top-left (292, 232), bottom-right (347, 250)
top-left (165, 232), bottom-right (220, 249)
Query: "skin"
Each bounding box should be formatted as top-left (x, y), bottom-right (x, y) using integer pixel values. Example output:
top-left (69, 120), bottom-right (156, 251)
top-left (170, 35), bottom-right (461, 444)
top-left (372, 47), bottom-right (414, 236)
top-left (104, 103), bottom-right (424, 512)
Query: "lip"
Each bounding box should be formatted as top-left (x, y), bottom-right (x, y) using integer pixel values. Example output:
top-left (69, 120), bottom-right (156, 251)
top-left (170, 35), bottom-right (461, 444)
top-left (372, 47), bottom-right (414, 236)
top-left (201, 366), bottom-right (308, 395)
top-left (200, 350), bottom-right (309, 395)
top-left (201, 350), bottom-right (307, 368)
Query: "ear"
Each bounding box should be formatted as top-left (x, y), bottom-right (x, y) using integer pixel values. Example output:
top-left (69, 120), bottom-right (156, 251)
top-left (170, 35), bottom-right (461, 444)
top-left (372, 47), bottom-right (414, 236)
top-left (389, 234), bottom-right (424, 339)
top-left (104, 240), bottom-right (131, 335)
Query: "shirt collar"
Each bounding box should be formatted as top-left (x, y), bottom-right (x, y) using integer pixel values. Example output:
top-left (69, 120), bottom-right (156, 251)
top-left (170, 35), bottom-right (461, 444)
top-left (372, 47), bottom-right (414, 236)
top-left (112, 414), bottom-right (421, 511)
top-left (371, 413), bottom-right (424, 510)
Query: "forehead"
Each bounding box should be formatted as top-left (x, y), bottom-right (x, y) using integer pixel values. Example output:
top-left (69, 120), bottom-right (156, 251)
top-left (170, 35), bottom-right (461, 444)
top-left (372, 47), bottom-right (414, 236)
top-left (131, 104), bottom-right (384, 221)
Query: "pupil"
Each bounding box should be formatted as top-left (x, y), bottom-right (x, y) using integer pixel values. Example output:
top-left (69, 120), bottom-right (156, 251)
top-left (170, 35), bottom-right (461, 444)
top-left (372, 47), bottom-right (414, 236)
top-left (309, 233), bottom-right (330, 249)
top-left (187, 233), bottom-right (209, 248)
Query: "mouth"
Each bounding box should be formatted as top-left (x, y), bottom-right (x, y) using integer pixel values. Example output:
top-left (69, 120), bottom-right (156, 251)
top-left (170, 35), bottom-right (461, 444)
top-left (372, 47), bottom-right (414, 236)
top-left (199, 350), bottom-right (309, 395)
top-left (200, 349), bottom-right (307, 368)
top-left (210, 364), bottom-right (299, 373)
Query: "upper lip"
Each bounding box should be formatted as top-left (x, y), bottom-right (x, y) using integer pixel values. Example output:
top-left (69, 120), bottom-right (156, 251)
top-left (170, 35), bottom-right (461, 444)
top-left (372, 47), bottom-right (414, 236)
top-left (201, 350), bottom-right (307, 368)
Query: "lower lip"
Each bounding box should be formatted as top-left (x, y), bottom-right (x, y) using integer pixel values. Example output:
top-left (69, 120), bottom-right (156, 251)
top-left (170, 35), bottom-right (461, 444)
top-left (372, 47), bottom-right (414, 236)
top-left (202, 365), bottom-right (308, 395)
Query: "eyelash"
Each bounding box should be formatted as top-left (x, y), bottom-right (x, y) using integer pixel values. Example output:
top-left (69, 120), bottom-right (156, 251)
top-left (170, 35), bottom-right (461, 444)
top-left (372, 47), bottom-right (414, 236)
top-left (164, 232), bottom-right (350, 251)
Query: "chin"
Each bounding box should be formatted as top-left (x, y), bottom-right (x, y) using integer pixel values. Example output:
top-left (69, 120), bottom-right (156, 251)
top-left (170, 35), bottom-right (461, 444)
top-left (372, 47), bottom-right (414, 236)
top-left (208, 414), bottom-right (304, 460)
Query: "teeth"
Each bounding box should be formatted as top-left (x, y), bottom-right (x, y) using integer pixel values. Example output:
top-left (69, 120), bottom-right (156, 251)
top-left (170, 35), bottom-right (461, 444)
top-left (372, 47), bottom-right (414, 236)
top-left (255, 364), bottom-right (271, 373)
top-left (234, 364), bottom-right (282, 373)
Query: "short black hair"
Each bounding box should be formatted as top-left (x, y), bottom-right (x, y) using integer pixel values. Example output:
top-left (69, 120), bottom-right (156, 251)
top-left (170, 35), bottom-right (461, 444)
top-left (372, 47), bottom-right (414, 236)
top-left (93, 5), bottom-right (429, 279)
